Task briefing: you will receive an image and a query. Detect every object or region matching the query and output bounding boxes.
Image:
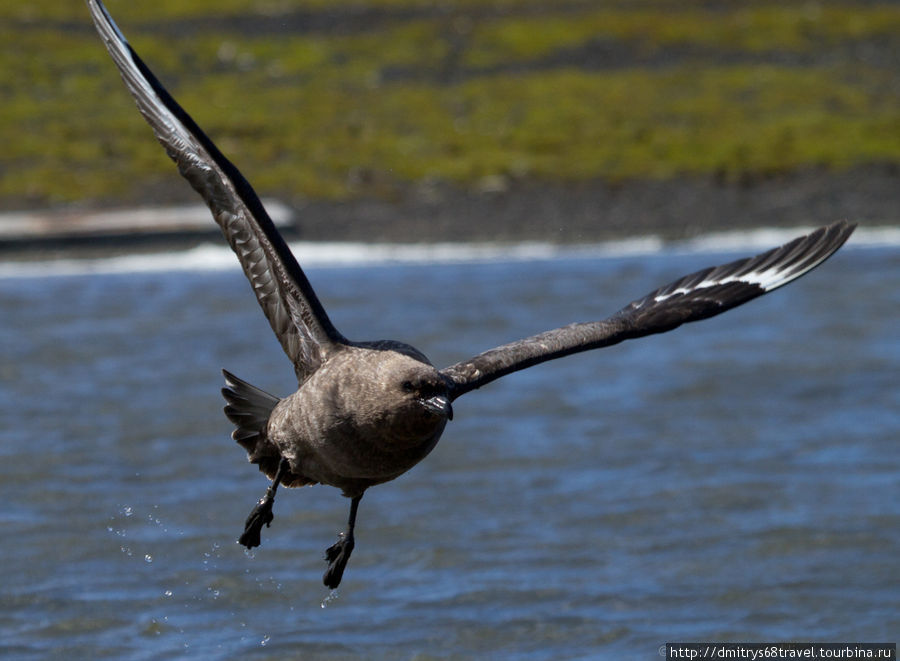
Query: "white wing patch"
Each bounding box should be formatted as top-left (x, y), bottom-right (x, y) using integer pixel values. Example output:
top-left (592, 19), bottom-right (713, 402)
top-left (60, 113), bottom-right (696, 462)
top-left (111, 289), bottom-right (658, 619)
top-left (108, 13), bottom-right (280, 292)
top-left (654, 264), bottom-right (791, 302)
top-left (650, 226), bottom-right (850, 304)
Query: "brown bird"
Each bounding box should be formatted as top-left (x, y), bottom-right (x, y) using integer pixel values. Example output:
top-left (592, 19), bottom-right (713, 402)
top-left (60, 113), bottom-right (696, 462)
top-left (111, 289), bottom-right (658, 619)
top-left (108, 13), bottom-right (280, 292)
top-left (88, 0), bottom-right (856, 589)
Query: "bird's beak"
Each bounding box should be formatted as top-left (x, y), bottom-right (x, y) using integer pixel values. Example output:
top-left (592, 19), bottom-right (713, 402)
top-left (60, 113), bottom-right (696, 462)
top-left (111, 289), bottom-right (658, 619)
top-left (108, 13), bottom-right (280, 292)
top-left (422, 394), bottom-right (453, 421)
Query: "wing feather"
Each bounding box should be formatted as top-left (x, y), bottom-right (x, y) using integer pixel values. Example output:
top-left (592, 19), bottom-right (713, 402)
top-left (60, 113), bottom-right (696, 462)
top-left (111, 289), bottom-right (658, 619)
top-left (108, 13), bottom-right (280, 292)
top-left (88, 0), bottom-right (346, 380)
top-left (441, 221), bottom-right (855, 399)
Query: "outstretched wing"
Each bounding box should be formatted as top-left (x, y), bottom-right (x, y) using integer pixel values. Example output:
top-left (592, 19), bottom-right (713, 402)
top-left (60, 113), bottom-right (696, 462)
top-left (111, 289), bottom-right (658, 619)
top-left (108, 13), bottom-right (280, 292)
top-left (441, 221), bottom-right (855, 399)
top-left (87, 0), bottom-right (347, 381)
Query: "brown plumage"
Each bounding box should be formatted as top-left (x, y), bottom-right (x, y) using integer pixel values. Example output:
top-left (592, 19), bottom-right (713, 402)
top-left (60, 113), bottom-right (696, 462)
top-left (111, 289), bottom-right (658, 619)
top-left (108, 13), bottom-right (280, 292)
top-left (88, 0), bottom-right (856, 589)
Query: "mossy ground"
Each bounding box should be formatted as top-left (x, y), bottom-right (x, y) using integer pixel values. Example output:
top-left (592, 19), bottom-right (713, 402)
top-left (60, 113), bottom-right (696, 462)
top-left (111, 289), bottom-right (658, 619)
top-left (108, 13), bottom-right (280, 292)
top-left (1, 0), bottom-right (898, 210)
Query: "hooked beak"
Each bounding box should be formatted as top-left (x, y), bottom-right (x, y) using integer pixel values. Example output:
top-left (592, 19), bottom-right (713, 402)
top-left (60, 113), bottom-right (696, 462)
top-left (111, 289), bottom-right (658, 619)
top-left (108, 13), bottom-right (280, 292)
top-left (421, 394), bottom-right (453, 421)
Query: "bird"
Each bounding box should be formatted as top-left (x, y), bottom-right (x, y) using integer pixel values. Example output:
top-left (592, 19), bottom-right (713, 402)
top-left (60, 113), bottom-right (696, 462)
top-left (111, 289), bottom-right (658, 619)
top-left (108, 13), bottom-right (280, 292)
top-left (87, 0), bottom-right (856, 589)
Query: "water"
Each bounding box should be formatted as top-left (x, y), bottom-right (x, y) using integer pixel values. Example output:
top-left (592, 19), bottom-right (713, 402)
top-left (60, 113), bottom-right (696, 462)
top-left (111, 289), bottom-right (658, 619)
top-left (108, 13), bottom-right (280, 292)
top-left (0, 234), bottom-right (897, 659)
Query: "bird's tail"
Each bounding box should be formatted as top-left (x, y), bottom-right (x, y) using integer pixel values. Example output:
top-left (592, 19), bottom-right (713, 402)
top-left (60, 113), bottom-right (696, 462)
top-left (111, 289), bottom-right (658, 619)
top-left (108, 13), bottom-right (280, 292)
top-left (221, 370), bottom-right (282, 477)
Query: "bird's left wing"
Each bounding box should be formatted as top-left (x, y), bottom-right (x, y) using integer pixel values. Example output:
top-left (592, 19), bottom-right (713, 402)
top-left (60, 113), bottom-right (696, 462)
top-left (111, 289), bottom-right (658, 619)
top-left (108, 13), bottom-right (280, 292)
top-left (87, 0), bottom-right (347, 381)
top-left (441, 220), bottom-right (855, 400)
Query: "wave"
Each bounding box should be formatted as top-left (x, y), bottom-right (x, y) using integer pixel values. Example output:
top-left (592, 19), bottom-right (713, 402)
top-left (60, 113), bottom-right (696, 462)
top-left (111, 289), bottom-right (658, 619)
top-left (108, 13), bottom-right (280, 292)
top-left (0, 225), bottom-right (896, 279)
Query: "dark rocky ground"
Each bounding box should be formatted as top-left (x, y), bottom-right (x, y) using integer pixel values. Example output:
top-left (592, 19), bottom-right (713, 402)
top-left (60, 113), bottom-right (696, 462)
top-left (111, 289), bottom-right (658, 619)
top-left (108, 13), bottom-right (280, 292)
top-left (286, 165), bottom-right (899, 243)
top-left (3, 164), bottom-right (895, 256)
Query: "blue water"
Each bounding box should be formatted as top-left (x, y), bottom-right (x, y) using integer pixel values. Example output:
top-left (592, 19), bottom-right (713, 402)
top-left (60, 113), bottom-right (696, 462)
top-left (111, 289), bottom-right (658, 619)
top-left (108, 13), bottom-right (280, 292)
top-left (0, 240), bottom-right (897, 659)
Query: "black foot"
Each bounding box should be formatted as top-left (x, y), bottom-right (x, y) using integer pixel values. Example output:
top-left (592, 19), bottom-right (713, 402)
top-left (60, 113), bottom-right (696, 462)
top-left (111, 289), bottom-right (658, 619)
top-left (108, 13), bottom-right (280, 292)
top-left (323, 534), bottom-right (355, 589)
top-left (238, 496), bottom-right (274, 549)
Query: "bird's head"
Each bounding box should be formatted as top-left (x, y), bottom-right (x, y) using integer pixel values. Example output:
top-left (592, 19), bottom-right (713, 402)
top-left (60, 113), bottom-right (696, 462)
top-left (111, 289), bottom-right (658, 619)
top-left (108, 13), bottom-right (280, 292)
top-left (398, 368), bottom-right (454, 423)
top-left (361, 351), bottom-right (453, 447)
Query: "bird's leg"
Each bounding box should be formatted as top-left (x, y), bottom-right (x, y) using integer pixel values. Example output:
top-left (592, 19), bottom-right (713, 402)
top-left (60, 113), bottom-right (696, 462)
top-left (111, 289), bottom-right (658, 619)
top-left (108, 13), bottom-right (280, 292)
top-left (323, 494), bottom-right (363, 589)
top-left (238, 458), bottom-right (289, 549)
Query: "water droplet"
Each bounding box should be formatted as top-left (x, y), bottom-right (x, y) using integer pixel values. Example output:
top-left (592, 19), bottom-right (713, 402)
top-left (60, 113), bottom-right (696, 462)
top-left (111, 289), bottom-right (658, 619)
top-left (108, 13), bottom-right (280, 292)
top-left (123, 506), bottom-right (133, 517)
top-left (144, 554), bottom-right (153, 563)
top-left (320, 589), bottom-right (339, 608)
top-left (164, 590), bottom-right (173, 597)
top-left (260, 635), bottom-right (270, 647)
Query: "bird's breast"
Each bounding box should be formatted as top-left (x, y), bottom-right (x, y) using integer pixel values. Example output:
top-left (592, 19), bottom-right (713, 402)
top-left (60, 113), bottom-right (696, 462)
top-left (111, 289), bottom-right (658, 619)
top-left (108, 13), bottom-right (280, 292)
top-left (267, 384), bottom-right (445, 490)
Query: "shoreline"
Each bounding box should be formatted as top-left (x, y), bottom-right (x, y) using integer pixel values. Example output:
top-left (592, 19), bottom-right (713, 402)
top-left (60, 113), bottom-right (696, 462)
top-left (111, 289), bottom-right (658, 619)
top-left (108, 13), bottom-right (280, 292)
top-left (1, 166), bottom-right (897, 256)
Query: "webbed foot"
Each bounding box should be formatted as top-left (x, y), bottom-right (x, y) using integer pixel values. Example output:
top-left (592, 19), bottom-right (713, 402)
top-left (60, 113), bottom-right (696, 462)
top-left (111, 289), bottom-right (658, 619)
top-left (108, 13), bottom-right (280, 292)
top-left (238, 496), bottom-right (274, 548)
top-left (322, 494), bottom-right (363, 588)
top-left (323, 533), bottom-right (355, 589)
top-left (237, 459), bottom-right (288, 549)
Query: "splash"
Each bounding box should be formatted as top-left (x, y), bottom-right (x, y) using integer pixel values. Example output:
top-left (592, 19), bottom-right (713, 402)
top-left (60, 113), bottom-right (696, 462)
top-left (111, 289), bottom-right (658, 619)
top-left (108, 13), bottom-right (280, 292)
top-left (320, 589), bottom-right (340, 609)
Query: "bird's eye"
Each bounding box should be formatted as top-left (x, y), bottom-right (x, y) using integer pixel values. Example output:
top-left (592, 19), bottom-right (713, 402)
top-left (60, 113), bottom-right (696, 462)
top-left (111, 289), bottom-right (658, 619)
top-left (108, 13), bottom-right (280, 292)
top-left (401, 380), bottom-right (415, 393)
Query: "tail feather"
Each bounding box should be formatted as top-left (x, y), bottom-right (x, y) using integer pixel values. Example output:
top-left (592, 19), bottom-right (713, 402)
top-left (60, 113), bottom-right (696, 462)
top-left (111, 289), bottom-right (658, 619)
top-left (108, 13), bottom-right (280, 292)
top-left (221, 370), bottom-right (282, 475)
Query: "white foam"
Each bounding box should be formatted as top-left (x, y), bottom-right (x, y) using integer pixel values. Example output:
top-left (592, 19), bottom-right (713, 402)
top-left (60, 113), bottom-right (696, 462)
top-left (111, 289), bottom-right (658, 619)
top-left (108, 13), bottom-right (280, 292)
top-left (0, 225), bottom-right (894, 280)
top-left (672, 224), bottom-right (899, 254)
top-left (0, 237), bottom-right (663, 279)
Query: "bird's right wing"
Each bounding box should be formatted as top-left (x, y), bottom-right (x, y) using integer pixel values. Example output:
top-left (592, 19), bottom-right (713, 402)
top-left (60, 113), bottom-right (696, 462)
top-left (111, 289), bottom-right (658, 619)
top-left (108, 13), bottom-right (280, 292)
top-left (441, 221), bottom-right (855, 400)
top-left (88, 0), bottom-right (347, 381)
